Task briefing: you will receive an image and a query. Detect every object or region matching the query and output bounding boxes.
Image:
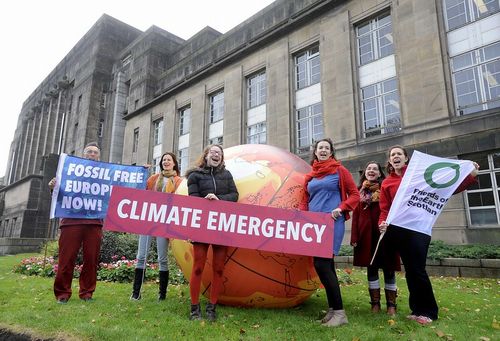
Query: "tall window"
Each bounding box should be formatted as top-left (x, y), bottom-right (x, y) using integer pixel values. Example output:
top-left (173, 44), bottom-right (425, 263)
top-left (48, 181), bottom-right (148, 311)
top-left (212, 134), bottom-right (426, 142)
top-left (209, 91), bottom-right (224, 123)
top-left (179, 107), bottom-right (191, 135)
top-left (296, 103), bottom-right (323, 154)
top-left (463, 151), bottom-right (500, 225)
top-left (98, 119), bottom-right (104, 137)
top-left (132, 128), bottom-right (139, 153)
top-left (76, 95), bottom-right (82, 113)
top-left (443, 0), bottom-right (500, 31)
top-left (451, 42), bottom-right (500, 115)
top-left (356, 12), bottom-right (401, 137)
top-left (356, 12), bottom-right (393, 65)
top-left (247, 122), bottom-right (266, 144)
top-left (153, 119), bottom-right (163, 145)
top-left (247, 71), bottom-right (266, 108)
top-left (361, 78), bottom-right (401, 137)
top-left (295, 46), bottom-right (320, 90)
top-left (179, 148), bottom-right (189, 175)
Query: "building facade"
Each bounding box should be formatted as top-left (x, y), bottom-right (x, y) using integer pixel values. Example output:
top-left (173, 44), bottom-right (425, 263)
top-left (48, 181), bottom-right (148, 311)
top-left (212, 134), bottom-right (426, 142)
top-left (1, 0), bottom-right (498, 252)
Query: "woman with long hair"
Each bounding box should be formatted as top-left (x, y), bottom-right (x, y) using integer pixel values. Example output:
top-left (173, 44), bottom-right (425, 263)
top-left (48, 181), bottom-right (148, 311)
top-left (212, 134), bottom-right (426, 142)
top-left (186, 144), bottom-right (238, 322)
top-left (378, 145), bottom-right (478, 325)
top-left (300, 138), bottom-right (360, 327)
top-left (351, 161), bottom-right (400, 315)
top-left (130, 152), bottom-right (182, 301)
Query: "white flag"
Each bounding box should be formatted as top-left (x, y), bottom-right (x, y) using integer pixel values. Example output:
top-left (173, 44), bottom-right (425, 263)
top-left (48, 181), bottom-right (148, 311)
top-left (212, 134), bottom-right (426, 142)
top-left (386, 151), bottom-right (474, 236)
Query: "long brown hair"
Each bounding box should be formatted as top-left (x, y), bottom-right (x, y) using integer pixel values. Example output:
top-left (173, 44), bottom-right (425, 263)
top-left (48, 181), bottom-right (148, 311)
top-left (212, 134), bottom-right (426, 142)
top-left (385, 145), bottom-right (409, 174)
top-left (194, 144), bottom-right (225, 169)
top-left (310, 138), bottom-right (336, 165)
top-left (159, 152), bottom-right (180, 175)
top-left (358, 161), bottom-right (385, 188)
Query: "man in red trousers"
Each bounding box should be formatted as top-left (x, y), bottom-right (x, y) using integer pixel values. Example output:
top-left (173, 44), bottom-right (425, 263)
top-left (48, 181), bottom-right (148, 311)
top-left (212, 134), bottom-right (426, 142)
top-left (48, 142), bottom-right (103, 304)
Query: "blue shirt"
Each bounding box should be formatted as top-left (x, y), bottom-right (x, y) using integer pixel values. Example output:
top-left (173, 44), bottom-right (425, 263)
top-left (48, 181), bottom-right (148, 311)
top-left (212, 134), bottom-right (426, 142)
top-left (307, 173), bottom-right (345, 256)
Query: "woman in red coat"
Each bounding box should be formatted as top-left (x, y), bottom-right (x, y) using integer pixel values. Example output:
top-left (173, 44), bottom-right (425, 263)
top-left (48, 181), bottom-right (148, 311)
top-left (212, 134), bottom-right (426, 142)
top-left (351, 162), bottom-right (400, 315)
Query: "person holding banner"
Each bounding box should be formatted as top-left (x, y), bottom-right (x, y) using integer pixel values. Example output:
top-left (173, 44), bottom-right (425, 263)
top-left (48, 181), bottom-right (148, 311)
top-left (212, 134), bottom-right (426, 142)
top-left (300, 138), bottom-right (360, 327)
top-left (48, 142), bottom-right (103, 304)
top-left (378, 145), bottom-right (479, 325)
top-left (130, 152), bottom-right (182, 301)
top-left (351, 162), bottom-right (400, 315)
top-left (186, 144), bottom-right (238, 322)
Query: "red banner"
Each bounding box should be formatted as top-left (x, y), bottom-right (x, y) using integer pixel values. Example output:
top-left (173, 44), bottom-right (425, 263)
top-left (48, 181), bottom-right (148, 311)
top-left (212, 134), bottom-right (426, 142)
top-left (104, 186), bottom-right (333, 258)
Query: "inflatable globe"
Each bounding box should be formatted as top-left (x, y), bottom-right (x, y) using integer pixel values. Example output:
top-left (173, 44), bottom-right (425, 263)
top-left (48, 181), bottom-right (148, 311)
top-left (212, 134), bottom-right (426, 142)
top-left (171, 144), bottom-right (321, 308)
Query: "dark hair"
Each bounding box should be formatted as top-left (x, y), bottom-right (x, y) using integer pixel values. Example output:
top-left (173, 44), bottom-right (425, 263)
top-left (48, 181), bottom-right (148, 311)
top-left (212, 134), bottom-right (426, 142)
top-left (195, 144), bottom-right (224, 169)
top-left (385, 145), bottom-right (409, 174)
top-left (159, 152), bottom-right (180, 175)
top-left (84, 141), bottom-right (100, 150)
top-left (310, 138), bottom-right (336, 165)
top-left (358, 161), bottom-right (386, 188)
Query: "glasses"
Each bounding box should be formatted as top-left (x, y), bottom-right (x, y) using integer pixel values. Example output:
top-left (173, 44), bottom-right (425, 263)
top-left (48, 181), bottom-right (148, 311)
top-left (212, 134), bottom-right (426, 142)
top-left (209, 149), bottom-right (221, 155)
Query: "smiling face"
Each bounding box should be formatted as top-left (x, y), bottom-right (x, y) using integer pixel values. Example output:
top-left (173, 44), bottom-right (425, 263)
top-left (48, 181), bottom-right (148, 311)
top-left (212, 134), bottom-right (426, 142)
top-left (206, 146), bottom-right (223, 168)
top-left (365, 163), bottom-right (381, 181)
top-left (161, 154), bottom-right (175, 171)
top-left (389, 147), bottom-right (408, 174)
top-left (314, 141), bottom-right (333, 161)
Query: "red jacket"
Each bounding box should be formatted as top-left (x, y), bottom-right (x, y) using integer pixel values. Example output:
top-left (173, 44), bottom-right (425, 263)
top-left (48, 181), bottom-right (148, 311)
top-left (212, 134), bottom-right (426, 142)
top-left (378, 165), bottom-right (477, 225)
top-left (300, 165), bottom-right (359, 220)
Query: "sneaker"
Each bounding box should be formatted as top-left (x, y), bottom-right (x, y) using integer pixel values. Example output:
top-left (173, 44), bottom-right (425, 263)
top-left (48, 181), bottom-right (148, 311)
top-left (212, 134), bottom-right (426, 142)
top-left (190, 304), bottom-right (202, 320)
top-left (406, 314), bottom-right (418, 320)
top-left (57, 298), bottom-right (68, 304)
top-left (415, 315), bottom-right (433, 325)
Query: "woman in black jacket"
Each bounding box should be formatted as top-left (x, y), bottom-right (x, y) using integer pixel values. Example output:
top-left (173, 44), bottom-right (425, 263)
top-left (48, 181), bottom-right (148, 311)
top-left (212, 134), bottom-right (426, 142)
top-left (187, 144), bottom-right (238, 322)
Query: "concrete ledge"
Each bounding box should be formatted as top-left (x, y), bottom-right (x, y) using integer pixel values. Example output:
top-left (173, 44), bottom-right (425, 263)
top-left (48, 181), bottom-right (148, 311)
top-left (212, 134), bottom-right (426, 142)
top-left (0, 238), bottom-right (48, 256)
top-left (335, 256), bottom-right (499, 278)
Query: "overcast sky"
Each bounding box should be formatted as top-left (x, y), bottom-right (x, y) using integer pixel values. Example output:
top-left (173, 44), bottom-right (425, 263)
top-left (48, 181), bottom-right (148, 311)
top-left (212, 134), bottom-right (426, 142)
top-left (0, 0), bottom-right (275, 178)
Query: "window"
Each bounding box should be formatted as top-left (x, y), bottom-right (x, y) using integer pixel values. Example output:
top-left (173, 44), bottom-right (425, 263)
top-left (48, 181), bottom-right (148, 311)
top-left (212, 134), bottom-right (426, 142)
top-left (179, 148), bottom-right (189, 175)
top-left (209, 91), bottom-right (224, 123)
top-left (451, 42), bottom-right (500, 115)
top-left (179, 107), bottom-right (191, 135)
top-left (295, 46), bottom-right (320, 90)
top-left (443, 0), bottom-right (500, 31)
top-left (134, 99), bottom-right (139, 110)
top-left (247, 122), bottom-right (267, 144)
top-left (296, 103), bottom-right (323, 154)
top-left (153, 119), bottom-right (163, 145)
top-left (464, 151), bottom-right (500, 225)
top-left (247, 71), bottom-right (266, 108)
top-left (98, 119), bottom-right (104, 137)
top-left (152, 156), bottom-right (161, 174)
top-left (209, 136), bottom-right (223, 145)
top-left (356, 12), bottom-right (394, 66)
top-left (361, 78), bottom-right (401, 137)
top-left (132, 128), bottom-right (139, 153)
top-left (76, 95), bottom-right (82, 113)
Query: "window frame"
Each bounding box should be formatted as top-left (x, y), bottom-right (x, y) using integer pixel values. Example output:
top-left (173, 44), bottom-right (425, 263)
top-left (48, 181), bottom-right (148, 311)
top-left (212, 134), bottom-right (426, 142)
top-left (247, 71), bottom-right (267, 109)
top-left (209, 90), bottom-right (224, 123)
top-left (295, 102), bottom-right (324, 154)
top-left (247, 122), bottom-right (267, 144)
top-left (179, 106), bottom-right (191, 136)
top-left (294, 45), bottom-right (321, 90)
top-left (356, 12), bottom-right (394, 66)
top-left (132, 128), bottom-right (139, 153)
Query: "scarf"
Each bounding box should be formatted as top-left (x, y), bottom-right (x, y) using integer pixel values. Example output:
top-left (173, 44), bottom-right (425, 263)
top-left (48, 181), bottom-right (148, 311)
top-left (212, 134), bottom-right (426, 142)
top-left (359, 180), bottom-right (380, 208)
top-left (304, 158), bottom-right (342, 185)
top-left (155, 169), bottom-right (178, 193)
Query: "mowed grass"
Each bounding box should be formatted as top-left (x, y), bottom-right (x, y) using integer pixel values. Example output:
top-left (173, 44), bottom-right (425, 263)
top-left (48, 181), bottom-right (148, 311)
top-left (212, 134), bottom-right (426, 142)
top-left (0, 253), bottom-right (498, 341)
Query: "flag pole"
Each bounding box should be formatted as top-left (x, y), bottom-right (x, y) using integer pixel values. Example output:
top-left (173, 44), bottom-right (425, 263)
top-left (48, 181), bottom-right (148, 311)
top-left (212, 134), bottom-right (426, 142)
top-left (369, 230), bottom-right (385, 265)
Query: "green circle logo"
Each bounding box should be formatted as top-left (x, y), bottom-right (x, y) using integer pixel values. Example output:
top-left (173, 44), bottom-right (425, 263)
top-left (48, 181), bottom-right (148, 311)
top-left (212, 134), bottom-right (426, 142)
top-left (424, 162), bottom-right (460, 188)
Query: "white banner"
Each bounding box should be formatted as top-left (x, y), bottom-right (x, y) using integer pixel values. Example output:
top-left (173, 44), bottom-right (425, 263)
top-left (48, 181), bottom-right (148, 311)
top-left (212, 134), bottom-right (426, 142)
top-left (386, 151), bottom-right (474, 236)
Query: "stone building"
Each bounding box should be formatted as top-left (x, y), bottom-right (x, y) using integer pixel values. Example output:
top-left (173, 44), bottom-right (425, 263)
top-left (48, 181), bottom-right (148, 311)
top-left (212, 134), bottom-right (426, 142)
top-left (121, 0), bottom-right (499, 244)
top-left (1, 0), bottom-right (499, 254)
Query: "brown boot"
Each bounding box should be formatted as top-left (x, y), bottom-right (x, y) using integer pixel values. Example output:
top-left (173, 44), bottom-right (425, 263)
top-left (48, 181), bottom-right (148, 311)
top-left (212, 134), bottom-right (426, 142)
top-left (369, 288), bottom-right (381, 313)
top-left (385, 289), bottom-right (397, 316)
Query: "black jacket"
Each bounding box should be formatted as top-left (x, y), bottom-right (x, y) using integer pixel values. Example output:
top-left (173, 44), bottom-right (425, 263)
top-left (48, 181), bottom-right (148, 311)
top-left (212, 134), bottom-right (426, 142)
top-left (187, 166), bottom-right (238, 202)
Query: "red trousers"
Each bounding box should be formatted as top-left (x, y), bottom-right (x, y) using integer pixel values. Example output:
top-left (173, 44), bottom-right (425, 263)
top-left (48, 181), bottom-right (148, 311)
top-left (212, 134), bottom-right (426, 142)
top-left (189, 243), bottom-right (227, 304)
top-left (54, 225), bottom-right (102, 300)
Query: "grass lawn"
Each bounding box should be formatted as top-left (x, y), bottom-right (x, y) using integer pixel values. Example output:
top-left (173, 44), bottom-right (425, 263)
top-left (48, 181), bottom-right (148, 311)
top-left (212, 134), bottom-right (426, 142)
top-left (0, 253), bottom-right (498, 341)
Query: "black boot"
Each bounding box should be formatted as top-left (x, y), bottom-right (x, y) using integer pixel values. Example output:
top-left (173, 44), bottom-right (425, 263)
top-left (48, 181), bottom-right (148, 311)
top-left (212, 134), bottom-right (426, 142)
top-left (206, 303), bottom-right (217, 322)
top-left (190, 304), bottom-right (201, 320)
top-left (130, 268), bottom-right (145, 300)
top-left (158, 270), bottom-right (169, 301)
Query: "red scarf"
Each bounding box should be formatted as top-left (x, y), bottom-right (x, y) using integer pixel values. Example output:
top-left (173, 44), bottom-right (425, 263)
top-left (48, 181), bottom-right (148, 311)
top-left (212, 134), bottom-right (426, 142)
top-left (304, 158), bottom-right (342, 184)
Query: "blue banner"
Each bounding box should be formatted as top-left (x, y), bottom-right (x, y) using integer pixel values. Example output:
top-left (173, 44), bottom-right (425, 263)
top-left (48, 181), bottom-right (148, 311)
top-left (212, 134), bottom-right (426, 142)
top-left (50, 153), bottom-right (149, 219)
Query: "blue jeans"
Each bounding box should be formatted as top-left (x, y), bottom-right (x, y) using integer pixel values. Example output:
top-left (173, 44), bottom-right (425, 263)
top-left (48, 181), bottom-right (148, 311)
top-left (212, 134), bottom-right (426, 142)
top-left (135, 235), bottom-right (169, 271)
